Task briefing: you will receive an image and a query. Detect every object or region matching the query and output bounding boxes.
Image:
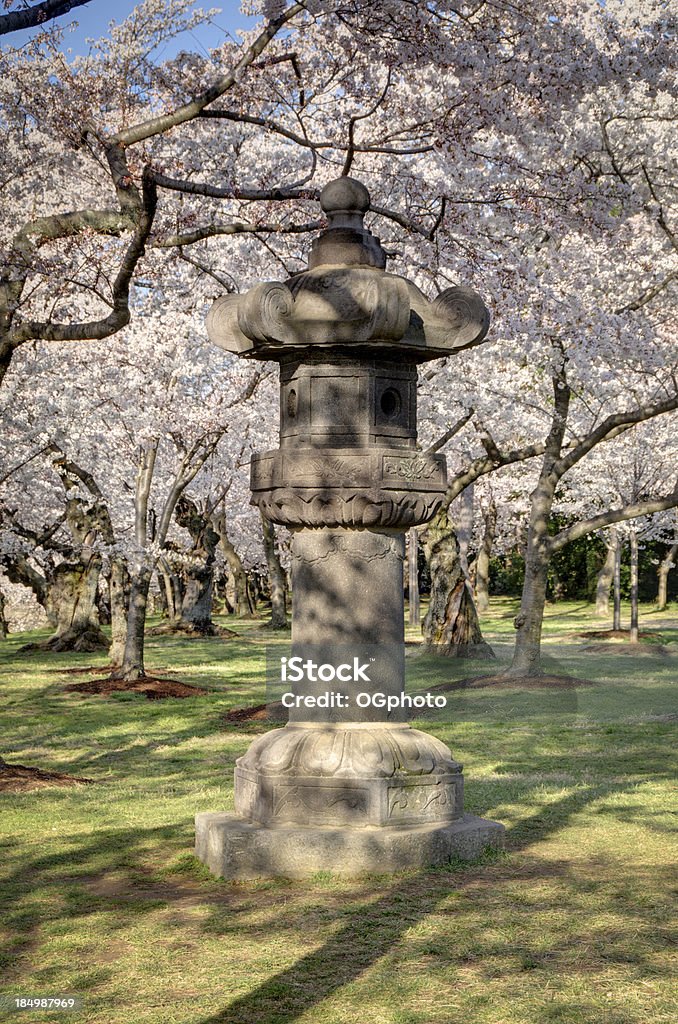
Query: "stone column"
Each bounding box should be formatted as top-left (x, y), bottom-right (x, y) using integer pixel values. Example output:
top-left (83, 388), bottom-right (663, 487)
top-left (195, 177), bottom-right (505, 879)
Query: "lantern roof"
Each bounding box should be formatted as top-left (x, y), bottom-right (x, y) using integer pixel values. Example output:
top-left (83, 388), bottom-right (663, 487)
top-left (206, 176), bottom-right (490, 364)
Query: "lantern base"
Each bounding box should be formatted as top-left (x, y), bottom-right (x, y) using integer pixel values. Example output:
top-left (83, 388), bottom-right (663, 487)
top-left (194, 812), bottom-right (505, 881)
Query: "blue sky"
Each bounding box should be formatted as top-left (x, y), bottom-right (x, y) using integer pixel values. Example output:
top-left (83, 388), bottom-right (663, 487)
top-left (7, 1), bottom-right (256, 58)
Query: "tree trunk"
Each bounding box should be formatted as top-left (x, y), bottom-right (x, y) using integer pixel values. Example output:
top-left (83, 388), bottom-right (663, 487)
top-left (629, 530), bottom-right (639, 643)
top-left (454, 484), bottom-right (474, 581)
top-left (408, 527), bottom-right (420, 626)
top-left (595, 532), bottom-right (617, 617)
top-left (108, 558), bottom-right (129, 669)
top-left (509, 476), bottom-right (555, 677)
top-left (180, 566), bottom-right (215, 632)
top-left (508, 367), bottom-right (571, 678)
top-left (0, 588), bottom-right (8, 638)
top-left (261, 513), bottom-right (287, 629)
top-left (171, 496), bottom-right (221, 634)
top-left (213, 517), bottom-right (254, 617)
top-left (613, 538), bottom-right (622, 631)
top-left (422, 510), bottom-right (494, 658)
top-left (115, 568), bottom-right (152, 681)
top-left (41, 557), bottom-right (108, 652)
top-left (657, 542), bottom-right (677, 611)
top-left (157, 562), bottom-right (182, 624)
top-left (475, 500), bottom-right (497, 614)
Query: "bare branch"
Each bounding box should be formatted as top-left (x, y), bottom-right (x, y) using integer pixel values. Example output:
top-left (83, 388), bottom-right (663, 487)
top-left (153, 173), bottom-right (318, 203)
top-left (154, 173), bottom-right (437, 239)
top-left (443, 440), bottom-right (549, 508)
top-left (342, 66), bottom-right (392, 176)
top-left (175, 251), bottom-right (238, 292)
top-left (198, 109), bottom-right (433, 156)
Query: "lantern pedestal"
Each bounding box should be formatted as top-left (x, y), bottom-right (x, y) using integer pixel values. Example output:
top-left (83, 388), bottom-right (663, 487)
top-left (195, 811), bottom-right (505, 881)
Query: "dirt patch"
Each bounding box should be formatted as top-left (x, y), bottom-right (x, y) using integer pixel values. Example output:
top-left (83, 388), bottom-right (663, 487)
top-left (224, 701), bottom-right (287, 723)
top-left (0, 762), bottom-right (94, 793)
top-left (433, 673), bottom-right (596, 691)
top-left (147, 624), bottom-right (237, 639)
top-left (64, 676), bottom-right (209, 699)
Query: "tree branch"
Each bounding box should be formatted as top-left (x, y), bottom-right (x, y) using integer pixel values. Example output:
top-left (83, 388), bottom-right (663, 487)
top-left (550, 486), bottom-right (678, 553)
top-left (111, 2), bottom-right (309, 147)
top-left (0, 0), bottom-right (90, 36)
top-left (154, 219), bottom-right (322, 248)
top-left (153, 172), bottom-right (318, 203)
top-left (425, 409), bottom-right (474, 454)
top-left (153, 173), bottom-right (436, 238)
top-left (443, 440), bottom-right (549, 508)
top-left (553, 394), bottom-right (678, 479)
top-left (615, 270), bottom-right (677, 314)
top-left (10, 169), bottom-right (157, 345)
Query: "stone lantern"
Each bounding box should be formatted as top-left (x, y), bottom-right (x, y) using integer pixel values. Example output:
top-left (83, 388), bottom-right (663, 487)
top-left (196, 177), bottom-right (504, 879)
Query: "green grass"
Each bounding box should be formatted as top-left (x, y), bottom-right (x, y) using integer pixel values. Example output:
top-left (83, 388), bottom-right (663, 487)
top-left (1, 599), bottom-right (676, 1024)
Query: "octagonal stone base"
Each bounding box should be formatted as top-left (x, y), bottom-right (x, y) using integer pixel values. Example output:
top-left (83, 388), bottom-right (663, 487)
top-left (234, 723), bottom-right (464, 827)
top-left (194, 812), bottom-right (505, 880)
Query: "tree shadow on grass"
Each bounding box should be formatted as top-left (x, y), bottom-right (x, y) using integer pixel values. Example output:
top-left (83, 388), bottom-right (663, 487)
top-left (1, 768), bottom-right (674, 1023)
top-left (190, 781), bottom-right (672, 1024)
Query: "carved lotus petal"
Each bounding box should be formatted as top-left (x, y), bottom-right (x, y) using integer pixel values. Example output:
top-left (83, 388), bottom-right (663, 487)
top-left (238, 725), bottom-right (460, 779)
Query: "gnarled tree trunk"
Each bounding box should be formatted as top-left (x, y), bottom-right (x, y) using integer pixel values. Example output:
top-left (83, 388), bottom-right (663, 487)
top-left (114, 567), bottom-right (153, 681)
top-left (173, 496), bottom-right (220, 634)
top-left (2, 554), bottom-right (55, 627)
top-left (422, 509), bottom-right (494, 658)
top-left (42, 556), bottom-right (108, 652)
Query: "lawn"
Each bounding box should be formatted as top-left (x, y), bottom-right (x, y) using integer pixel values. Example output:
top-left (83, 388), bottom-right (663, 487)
top-left (1, 599), bottom-right (676, 1024)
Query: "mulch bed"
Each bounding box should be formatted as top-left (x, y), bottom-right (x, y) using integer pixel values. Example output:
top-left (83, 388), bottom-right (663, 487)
top-left (433, 673), bottom-right (596, 691)
top-left (0, 762), bottom-right (95, 793)
top-left (224, 701), bottom-right (287, 723)
top-left (146, 624), bottom-right (237, 639)
top-left (64, 676), bottom-right (209, 700)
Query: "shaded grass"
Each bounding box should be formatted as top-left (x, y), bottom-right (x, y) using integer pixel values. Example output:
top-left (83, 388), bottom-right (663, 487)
top-left (0, 600), bottom-right (676, 1023)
